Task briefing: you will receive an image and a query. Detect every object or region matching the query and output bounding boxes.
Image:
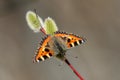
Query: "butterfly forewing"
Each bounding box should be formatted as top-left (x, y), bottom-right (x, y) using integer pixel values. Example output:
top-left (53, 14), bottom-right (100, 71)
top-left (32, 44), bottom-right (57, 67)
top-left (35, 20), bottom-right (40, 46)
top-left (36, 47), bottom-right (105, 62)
top-left (55, 31), bottom-right (85, 48)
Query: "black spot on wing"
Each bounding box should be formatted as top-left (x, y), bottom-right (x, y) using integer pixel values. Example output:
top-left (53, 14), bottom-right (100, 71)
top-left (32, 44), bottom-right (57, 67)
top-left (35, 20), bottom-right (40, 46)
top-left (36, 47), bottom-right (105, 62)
top-left (79, 40), bottom-right (82, 44)
top-left (49, 53), bottom-right (52, 56)
top-left (44, 48), bottom-right (49, 52)
top-left (74, 41), bottom-right (78, 46)
top-left (69, 44), bottom-right (73, 47)
top-left (67, 38), bottom-right (71, 43)
top-left (43, 55), bottom-right (48, 59)
top-left (38, 57), bottom-right (42, 61)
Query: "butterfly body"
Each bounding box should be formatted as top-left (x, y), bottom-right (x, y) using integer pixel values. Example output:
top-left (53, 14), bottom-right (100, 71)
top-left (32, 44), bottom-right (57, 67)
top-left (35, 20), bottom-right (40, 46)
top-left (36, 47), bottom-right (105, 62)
top-left (34, 31), bottom-right (85, 62)
top-left (49, 36), bottom-right (68, 54)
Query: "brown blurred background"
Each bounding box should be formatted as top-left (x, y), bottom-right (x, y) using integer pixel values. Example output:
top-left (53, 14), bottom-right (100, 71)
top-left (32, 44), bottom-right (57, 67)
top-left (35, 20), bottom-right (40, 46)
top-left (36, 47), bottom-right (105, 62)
top-left (0, 0), bottom-right (120, 80)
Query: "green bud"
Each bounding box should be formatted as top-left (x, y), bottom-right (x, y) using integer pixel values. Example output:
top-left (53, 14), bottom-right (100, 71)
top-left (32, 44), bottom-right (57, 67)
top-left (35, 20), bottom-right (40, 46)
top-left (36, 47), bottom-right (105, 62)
top-left (44, 17), bottom-right (58, 35)
top-left (26, 11), bottom-right (44, 32)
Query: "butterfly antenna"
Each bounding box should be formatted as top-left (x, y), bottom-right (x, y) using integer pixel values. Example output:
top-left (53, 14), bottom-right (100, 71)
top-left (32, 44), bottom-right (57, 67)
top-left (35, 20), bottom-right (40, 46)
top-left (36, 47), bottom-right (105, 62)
top-left (64, 58), bottom-right (84, 80)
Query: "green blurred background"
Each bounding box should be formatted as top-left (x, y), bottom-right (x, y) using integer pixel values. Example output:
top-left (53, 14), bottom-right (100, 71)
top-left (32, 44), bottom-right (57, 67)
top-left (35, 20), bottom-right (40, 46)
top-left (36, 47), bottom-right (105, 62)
top-left (0, 0), bottom-right (120, 80)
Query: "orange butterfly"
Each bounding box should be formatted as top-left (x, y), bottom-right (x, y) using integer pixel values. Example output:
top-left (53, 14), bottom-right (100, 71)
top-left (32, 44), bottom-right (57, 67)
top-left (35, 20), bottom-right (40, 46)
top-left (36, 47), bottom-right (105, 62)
top-left (33, 31), bottom-right (86, 62)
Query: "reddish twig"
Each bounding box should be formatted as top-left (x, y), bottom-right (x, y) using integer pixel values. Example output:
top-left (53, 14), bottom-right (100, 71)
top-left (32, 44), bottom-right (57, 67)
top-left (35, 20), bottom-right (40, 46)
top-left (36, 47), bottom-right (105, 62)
top-left (40, 27), bottom-right (46, 35)
top-left (64, 58), bottom-right (84, 80)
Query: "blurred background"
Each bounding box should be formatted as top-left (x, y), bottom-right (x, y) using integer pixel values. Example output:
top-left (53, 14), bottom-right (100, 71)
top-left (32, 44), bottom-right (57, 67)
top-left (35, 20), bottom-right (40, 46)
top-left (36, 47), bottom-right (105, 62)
top-left (0, 0), bottom-right (120, 80)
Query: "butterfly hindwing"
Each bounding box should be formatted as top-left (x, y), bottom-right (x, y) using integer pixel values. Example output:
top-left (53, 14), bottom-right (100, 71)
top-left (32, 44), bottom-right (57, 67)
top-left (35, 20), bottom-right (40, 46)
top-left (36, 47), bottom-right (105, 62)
top-left (55, 31), bottom-right (85, 48)
top-left (34, 36), bottom-right (54, 62)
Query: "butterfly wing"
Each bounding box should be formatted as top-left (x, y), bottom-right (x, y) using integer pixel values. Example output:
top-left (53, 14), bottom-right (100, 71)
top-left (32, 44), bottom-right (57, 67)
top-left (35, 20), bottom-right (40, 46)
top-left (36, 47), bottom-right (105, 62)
top-left (34, 36), bottom-right (54, 62)
top-left (55, 31), bottom-right (86, 48)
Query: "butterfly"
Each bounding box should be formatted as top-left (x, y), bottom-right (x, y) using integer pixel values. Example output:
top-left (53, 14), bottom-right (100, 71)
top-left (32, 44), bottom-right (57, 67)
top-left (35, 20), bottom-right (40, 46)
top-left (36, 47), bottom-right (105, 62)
top-left (33, 31), bottom-right (86, 62)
